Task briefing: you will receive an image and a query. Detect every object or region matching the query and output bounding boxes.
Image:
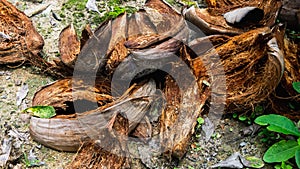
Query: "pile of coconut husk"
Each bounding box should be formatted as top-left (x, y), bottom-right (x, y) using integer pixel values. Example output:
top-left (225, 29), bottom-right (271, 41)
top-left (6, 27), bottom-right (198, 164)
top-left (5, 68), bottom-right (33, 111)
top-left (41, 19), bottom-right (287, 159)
top-left (1, 0), bottom-right (300, 168)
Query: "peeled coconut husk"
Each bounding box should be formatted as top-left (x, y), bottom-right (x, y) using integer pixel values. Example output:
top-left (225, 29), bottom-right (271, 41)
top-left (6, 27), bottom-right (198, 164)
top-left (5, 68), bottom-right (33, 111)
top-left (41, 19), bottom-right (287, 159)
top-left (76, 0), bottom-right (185, 75)
top-left (0, 0), bottom-right (47, 66)
top-left (59, 24), bottom-right (80, 69)
top-left (159, 75), bottom-right (209, 159)
top-left (67, 112), bottom-right (130, 169)
top-left (29, 80), bottom-right (156, 152)
top-left (32, 77), bottom-right (112, 112)
top-left (191, 27), bottom-right (284, 112)
top-left (268, 38), bottom-right (300, 120)
top-left (184, 0), bottom-right (281, 35)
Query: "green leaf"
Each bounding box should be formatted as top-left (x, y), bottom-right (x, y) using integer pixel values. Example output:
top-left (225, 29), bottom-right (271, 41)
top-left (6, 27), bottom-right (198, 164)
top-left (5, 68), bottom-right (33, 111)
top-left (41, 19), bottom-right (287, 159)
top-left (23, 106), bottom-right (56, 119)
top-left (274, 164), bottom-right (281, 169)
top-left (281, 161), bottom-right (293, 169)
top-left (292, 82), bottom-right (300, 94)
top-left (254, 114), bottom-right (300, 137)
top-left (296, 149), bottom-right (300, 169)
top-left (263, 140), bottom-right (300, 163)
top-left (245, 156), bottom-right (264, 168)
top-left (197, 117), bottom-right (204, 125)
top-left (239, 115), bottom-right (247, 121)
top-left (254, 105), bottom-right (264, 114)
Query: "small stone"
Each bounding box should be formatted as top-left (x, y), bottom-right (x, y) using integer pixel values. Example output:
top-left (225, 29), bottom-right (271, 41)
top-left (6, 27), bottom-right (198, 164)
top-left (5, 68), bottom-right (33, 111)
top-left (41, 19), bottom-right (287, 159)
top-left (0, 94), bottom-right (7, 99)
top-left (15, 80), bottom-right (22, 86)
top-left (6, 76), bottom-right (10, 80)
top-left (239, 142), bottom-right (247, 147)
top-left (36, 144), bottom-right (42, 149)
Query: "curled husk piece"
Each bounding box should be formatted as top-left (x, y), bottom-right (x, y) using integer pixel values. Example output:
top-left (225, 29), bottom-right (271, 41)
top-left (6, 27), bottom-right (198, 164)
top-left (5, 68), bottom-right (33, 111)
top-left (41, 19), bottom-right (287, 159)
top-left (268, 38), bottom-right (300, 120)
top-left (32, 77), bottom-right (112, 112)
top-left (184, 0), bottom-right (281, 35)
top-left (29, 80), bottom-right (156, 151)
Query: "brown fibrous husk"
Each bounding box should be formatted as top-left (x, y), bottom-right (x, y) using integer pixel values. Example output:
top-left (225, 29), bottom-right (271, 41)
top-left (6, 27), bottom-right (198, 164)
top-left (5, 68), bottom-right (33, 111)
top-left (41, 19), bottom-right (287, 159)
top-left (0, 0), bottom-right (45, 65)
top-left (191, 27), bottom-right (284, 112)
top-left (184, 0), bottom-right (281, 35)
top-left (59, 24), bottom-right (81, 69)
top-left (268, 38), bottom-right (300, 120)
top-left (67, 112), bottom-right (130, 169)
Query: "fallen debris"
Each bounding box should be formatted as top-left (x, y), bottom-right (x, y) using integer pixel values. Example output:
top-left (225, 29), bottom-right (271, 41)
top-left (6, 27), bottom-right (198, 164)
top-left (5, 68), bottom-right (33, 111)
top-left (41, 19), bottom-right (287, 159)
top-left (16, 83), bottom-right (29, 107)
top-left (0, 137), bottom-right (12, 167)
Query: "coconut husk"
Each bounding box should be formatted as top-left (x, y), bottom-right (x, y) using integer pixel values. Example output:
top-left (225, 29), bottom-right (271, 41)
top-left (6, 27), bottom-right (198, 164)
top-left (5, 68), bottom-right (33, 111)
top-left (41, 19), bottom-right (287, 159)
top-left (80, 24), bottom-right (93, 50)
top-left (59, 24), bottom-right (80, 69)
top-left (191, 27), bottom-right (284, 112)
top-left (159, 72), bottom-right (209, 159)
top-left (268, 38), bottom-right (300, 120)
top-left (76, 0), bottom-right (185, 76)
top-left (130, 116), bottom-right (152, 142)
top-left (32, 77), bottom-right (112, 112)
top-left (67, 112), bottom-right (130, 169)
top-left (0, 0), bottom-right (47, 66)
top-left (184, 0), bottom-right (281, 35)
top-left (29, 80), bottom-right (156, 152)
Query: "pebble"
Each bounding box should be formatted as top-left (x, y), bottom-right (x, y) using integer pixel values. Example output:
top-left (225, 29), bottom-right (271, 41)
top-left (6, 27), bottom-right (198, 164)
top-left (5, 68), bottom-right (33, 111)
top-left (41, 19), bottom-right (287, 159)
top-left (239, 142), bottom-right (247, 147)
top-left (14, 80), bottom-right (22, 86)
top-left (0, 94), bottom-right (7, 99)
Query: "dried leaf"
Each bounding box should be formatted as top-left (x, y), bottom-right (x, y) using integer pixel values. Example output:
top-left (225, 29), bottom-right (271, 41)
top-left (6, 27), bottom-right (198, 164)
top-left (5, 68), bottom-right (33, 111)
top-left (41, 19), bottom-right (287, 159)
top-left (16, 83), bottom-right (29, 106)
top-left (201, 117), bottom-right (215, 142)
top-left (212, 152), bottom-right (264, 168)
top-left (24, 3), bottom-right (50, 17)
top-left (86, 0), bottom-right (101, 15)
top-left (211, 152), bottom-right (243, 168)
top-left (0, 137), bottom-right (12, 167)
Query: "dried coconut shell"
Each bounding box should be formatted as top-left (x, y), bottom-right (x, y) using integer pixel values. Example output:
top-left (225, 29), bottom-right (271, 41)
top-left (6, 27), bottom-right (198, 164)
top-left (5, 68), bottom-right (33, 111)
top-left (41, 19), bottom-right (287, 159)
top-left (184, 0), bottom-right (281, 35)
top-left (29, 80), bottom-right (156, 152)
top-left (76, 0), bottom-right (185, 75)
top-left (0, 0), bottom-right (46, 66)
top-left (268, 39), bottom-right (300, 120)
top-left (59, 24), bottom-right (80, 68)
top-left (67, 112), bottom-right (129, 169)
top-left (159, 73), bottom-right (209, 159)
top-left (32, 77), bottom-right (112, 113)
top-left (191, 27), bottom-right (284, 112)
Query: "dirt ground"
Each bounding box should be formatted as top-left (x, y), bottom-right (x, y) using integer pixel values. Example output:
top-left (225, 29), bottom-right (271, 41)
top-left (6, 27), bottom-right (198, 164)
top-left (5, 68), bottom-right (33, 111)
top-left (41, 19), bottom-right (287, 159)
top-left (0, 0), bottom-right (283, 168)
